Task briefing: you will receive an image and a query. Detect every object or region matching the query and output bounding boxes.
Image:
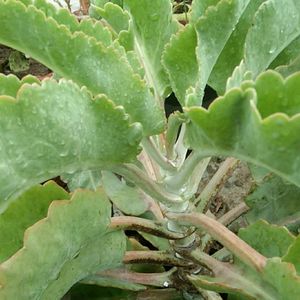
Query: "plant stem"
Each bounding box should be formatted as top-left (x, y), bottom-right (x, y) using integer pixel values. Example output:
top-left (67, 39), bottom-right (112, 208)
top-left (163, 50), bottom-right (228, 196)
top-left (110, 216), bottom-right (185, 240)
top-left (165, 151), bottom-right (205, 191)
top-left (123, 251), bottom-right (192, 267)
top-left (174, 124), bottom-right (188, 167)
top-left (142, 137), bottom-right (177, 172)
top-left (167, 212), bottom-right (266, 271)
top-left (82, 268), bottom-right (177, 288)
top-left (195, 157), bottom-right (238, 212)
top-left (165, 112), bottom-right (184, 159)
top-left (113, 164), bottom-right (188, 212)
top-left (218, 202), bottom-right (249, 226)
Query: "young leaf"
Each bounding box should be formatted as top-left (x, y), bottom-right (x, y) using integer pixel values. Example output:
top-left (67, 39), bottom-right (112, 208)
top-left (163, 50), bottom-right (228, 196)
top-left (0, 79), bottom-right (142, 207)
top-left (186, 71), bottom-right (300, 187)
top-left (124, 0), bottom-right (179, 99)
top-left (102, 171), bottom-right (148, 216)
top-left (0, 182), bottom-right (69, 263)
top-left (0, 189), bottom-right (126, 299)
top-left (0, 0), bottom-right (165, 135)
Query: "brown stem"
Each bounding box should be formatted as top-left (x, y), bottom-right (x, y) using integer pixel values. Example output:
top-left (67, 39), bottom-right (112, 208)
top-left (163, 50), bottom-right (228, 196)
top-left (196, 158), bottom-right (238, 212)
top-left (167, 212), bottom-right (266, 271)
top-left (85, 268), bottom-right (177, 288)
top-left (110, 216), bottom-right (185, 240)
top-left (218, 202), bottom-right (249, 226)
top-left (123, 251), bottom-right (192, 267)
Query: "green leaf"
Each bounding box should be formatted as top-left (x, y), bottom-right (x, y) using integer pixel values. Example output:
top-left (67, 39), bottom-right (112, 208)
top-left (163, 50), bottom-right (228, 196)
top-left (262, 258), bottom-right (300, 300)
top-left (238, 220), bottom-right (295, 258)
top-left (209, 0), bottom-right (267, 94)
top-left (0, 189), bottom-right (126, 299)
top-left (245, 175), bottom-right (300, 231)
top-left (0, 74), bottom-right (39, 97)
top-left (276, 54), bottom-right (300, 78)
top-left (124, 0), bottom-right (178, 99)
top-left (94, 2), bottom-right (130, 34)
top-left (0, 182), bottom-right (69, 263)
top-left (162, 25), bottom-right (198, 105)
top-left (0, 0), bottom-right (164, 135)
top-left (102, 171), bottom-right (148, 216)
top-left (244, 0), bottom-right (300, 78)
top-left (193, 0), bottom-right (250, 103)
top-left (163, 0), bottom-right (250, 105)
top-left (0, 79), bottom-right (142, 208)
top-left (283, 236), bottom-right (300, 274)
top-left (186, 71), bottom-right (300, 187)
top-left (189, 0), bottom-right (220, 24)
top-left (62, 170), bottom-right (102, 192)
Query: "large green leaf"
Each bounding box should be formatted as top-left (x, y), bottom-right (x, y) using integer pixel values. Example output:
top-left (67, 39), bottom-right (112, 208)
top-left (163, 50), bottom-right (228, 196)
top-left (0, 189), bottom-right (126, 300)
top-left (186, 71), bottom-right (300, 187)
top-left (0, 182), bottom-right (69, 263)
top-left (0, 0), bottom-right (164, 135)
top-left (123, 0), bottom-right (178, 100)
top-left (0, 78), bottom-right (142, 208)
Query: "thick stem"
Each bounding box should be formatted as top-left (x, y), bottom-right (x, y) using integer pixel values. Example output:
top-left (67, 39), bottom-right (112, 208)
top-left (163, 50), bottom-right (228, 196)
top-left (142, 137), bottom-right (177, 172)
top-left (110, 216), bottom-right (185, 240)
top-left (82, 268), bottom-right (177, 288)
top-left (167, 212), bottom-right (266, 271)
top-left (123, 251), bottom-right (192, 267)
top-left (113, 164), bottom-right (187, 212)
top-left (174, 124), bottom-right (188, 167)
top-left (195, 158), bottom-right (238, 212)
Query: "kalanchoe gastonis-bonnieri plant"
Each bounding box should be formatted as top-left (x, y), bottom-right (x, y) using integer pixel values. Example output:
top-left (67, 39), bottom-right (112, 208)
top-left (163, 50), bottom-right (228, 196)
top-left (0, 0), bottom-right (300, 299)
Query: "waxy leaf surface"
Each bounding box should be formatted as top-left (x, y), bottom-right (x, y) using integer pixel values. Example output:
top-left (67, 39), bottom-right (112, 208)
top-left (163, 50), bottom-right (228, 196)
top-left (0, 189), bottom-right (126, 300)
top-left (124, 0), bottom-right (178, 99)
top-left (0, 0), bottom-right (165, 135)
top-left (0, 78), bottom-right (142, 207)
top-left (186, 71), bottom-right (300, 187)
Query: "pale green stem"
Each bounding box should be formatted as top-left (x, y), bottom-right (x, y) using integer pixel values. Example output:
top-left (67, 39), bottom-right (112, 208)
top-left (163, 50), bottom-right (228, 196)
top-left (165, 151), bottom-right (205, 191)
top-left (167, 212), bottom-right (266, 271)
top-left (110, 216), bottom-right (185, 240)
top-left (196, 157), bottom-right (238, 212)
top-left (112, 164), bottom-right (187, 212)
top-left (218, 202), bottom-right (249, 226)
top-left (142, 137), bottom-right (177, 172)
top-left (174, 123), bottom-right (188, 167)
top-left (165, 112), bottom-right (184, 159)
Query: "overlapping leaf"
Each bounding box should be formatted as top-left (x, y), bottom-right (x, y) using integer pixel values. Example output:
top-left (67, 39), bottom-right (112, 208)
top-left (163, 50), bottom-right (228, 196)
top-left (0, 0), bottom-right (165, 135)
top-left (0, 189), bottom-right (126, 300)
top-left (0, 78), bottom-right (142, 208)
top-left (163, 0), bottom-right (249, 105)
top-left (0, 182), bottom-right (69, 263)
top-left (124, 0), bottom-right (179, 100)
top-left (186, 71), bottom-right (300, 187)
